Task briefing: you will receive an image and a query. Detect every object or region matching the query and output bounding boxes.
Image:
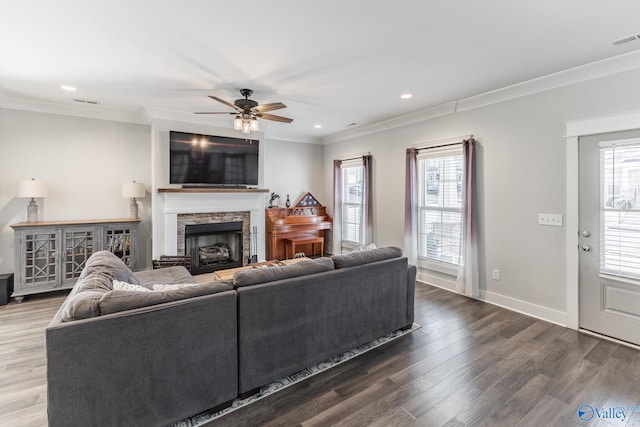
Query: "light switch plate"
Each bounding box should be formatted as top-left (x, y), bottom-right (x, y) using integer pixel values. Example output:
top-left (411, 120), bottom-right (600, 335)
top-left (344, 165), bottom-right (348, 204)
top-left (538, 213), bottom-right (563, 227)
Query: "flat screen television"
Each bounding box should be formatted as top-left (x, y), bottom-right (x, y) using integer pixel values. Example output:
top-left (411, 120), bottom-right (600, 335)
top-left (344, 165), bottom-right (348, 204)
top-left (169, 131), bottom-right (259, 187)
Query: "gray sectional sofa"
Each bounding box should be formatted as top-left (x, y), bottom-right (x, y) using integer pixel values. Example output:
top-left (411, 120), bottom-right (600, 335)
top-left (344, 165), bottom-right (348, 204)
top-left (45, 247), bottom-right (415, 426)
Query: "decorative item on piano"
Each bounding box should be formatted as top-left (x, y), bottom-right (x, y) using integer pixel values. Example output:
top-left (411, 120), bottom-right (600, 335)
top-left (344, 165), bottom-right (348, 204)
top-left (296, 192), bottom-right (322, 207)
top-left (268, 192), bottom-right (280, 208)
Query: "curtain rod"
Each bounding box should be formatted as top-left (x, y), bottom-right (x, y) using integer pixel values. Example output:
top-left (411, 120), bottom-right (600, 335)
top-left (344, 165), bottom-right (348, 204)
top-left (338, 152), bottom-right (371, 162)
top-left (413, 134), bottom-right (474, 151)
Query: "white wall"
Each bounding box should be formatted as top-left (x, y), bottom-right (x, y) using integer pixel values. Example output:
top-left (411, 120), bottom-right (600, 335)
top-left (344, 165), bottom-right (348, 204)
top-left (0, 109), bottom-right (323, 275)
top-left (264, 138), bottom-right (325, 207)
top-left (323, 67), bottom-right (640, 325)
top-left (0, 109), bottom-right (152, 272)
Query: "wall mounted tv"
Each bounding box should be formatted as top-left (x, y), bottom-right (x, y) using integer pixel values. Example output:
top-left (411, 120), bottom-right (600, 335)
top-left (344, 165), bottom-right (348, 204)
top-left (169, 131), bottom-right (259, 187)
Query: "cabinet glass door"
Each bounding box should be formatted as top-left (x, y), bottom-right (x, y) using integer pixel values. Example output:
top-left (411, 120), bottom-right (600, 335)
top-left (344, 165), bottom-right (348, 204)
top-left (24, 232), bottom-right (57, 285)
top-left (63, 228), bottom-right (96, 280)
top-left (105, 227), bottom-right (133, 267)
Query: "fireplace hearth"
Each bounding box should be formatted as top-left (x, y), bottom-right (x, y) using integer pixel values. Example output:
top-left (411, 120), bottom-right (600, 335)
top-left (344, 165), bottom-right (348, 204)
top-left (185, 221), bottom-right (243, 274)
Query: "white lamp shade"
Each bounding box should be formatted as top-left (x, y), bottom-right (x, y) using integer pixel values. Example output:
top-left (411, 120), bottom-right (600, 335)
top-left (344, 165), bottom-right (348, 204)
top-left (17, 179), bottom-right (48, 198)
top-left (122, 182), bottom-right (145, 198)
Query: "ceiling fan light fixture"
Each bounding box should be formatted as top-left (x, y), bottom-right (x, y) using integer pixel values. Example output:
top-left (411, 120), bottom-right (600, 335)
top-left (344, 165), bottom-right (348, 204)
top-left (250, 117), bottom-right (259, 132)
top-left (233, 115), bottom-right (243, 131)
top-left (200, 89), bottom-right (291, 133)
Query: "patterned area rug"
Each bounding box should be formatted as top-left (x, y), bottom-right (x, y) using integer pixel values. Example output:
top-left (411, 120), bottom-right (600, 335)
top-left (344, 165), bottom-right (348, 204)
top-left (172, 323), bottom-right (421, 426)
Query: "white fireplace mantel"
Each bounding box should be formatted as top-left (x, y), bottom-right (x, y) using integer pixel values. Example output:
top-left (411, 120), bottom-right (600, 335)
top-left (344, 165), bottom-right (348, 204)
top-left (153, 190), bottom-right (268, 261)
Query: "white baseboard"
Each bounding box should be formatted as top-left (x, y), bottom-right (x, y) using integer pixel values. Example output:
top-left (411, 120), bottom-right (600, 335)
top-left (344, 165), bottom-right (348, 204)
top-left (482, 291), bottom-right (568, 327)
top-left (417, 277), bottom-right (569, 327)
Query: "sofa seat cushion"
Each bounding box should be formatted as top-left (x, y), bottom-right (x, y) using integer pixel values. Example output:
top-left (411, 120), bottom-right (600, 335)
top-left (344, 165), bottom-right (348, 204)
top-left (331, 246), bottom-right (403, 269)
top-left (233, 258), bottom-right (334, 288)
top-left (99, 281), bottom-right (233, 315)
top-left (134, 265), bottom-right (194, 287)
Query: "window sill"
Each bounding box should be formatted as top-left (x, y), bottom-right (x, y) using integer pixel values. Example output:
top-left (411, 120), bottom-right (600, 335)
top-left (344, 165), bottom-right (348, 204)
top-left (417, 258), bottom-right (459, 277)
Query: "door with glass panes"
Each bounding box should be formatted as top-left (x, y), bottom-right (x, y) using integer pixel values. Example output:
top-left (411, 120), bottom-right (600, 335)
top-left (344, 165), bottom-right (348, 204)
top-left (579, 129), bottom-right (640, 345)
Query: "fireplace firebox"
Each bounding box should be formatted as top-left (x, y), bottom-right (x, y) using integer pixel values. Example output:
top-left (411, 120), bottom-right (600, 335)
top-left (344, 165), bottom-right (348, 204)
top-left (185, 221), bottom-right (243, 274)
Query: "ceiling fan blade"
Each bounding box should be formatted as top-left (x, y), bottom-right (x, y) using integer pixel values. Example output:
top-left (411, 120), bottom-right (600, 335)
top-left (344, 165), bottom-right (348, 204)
top-left (252, 102), bottom-right (287, 113)
top-left (256, 112), bottom-right (293, 123)
top-left (208, 95), bottom-right (243, 112)
top-left (194, 111), bottom-right (236, 115)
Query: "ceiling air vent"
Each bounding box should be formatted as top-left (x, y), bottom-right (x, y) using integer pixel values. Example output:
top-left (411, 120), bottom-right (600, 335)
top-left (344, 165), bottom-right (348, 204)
top-left (73, 98), bottom-right (101, 105)
top-left (611, 33), bottom-right (639, 46)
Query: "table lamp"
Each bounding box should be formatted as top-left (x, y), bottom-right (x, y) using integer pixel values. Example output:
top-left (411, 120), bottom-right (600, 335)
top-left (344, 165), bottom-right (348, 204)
top-left (17, 179), bottom-right (49, 223)
top-left (122, 181), bottom-right (145, 218)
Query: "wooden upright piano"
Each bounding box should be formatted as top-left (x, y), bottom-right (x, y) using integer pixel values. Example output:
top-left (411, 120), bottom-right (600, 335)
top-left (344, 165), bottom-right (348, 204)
top-left (265, 205), bottom-right (333, 260)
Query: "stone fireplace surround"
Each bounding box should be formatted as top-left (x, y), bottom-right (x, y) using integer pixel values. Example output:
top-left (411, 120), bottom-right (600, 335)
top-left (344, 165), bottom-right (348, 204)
top-left (155, 189), bottom-right (268, 263)
top-left (178, 212), bottom-right (250, 271)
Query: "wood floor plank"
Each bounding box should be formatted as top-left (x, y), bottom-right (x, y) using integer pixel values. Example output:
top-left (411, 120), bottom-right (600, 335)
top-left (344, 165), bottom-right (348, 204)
top-left (2, 283), bottom-right (640, 426)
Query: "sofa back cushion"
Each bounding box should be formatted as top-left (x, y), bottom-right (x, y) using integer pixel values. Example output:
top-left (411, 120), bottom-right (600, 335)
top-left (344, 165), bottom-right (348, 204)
top-left (99, 282), bottom-right (233, 315)
top-left (60, 251), bottom-right (138, 322)
top-left (331, 246), bottom-right (403, 269)
top-left (80, 250), bottom-right (140, 285)
top-left (233, 258), bottom-right (334, 288)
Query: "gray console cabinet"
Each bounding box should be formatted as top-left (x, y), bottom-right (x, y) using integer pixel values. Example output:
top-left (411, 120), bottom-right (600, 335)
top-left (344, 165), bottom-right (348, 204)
top-left (11, 219), bottom-right (140, 302)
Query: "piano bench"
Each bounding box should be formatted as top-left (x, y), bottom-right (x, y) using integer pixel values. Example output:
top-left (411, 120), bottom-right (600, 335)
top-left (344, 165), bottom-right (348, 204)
top-left (285, 236), bottom-right (324, 259)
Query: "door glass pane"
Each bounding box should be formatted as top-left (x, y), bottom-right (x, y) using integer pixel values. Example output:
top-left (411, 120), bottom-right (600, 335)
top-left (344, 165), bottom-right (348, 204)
top-left (600, 140), bottom-right (640, 279)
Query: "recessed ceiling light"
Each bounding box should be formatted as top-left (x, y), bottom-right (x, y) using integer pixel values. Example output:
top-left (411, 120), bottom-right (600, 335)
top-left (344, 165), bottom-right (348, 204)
top-left (314, 124), bottom-right (322, 129)
top-left (400, 93), bottom-right (413, 99)
top-left (60, 85), bottom-right (77, 92)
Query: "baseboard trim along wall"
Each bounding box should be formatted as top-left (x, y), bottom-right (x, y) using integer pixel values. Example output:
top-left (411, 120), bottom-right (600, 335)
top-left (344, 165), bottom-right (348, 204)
top-left (417, 271), bottom-right (569, 328)
top-left (482, 291), bottom-right (568, 327)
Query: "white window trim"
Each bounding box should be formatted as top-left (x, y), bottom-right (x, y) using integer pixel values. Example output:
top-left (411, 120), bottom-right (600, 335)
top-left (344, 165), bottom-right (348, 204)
top-left (340, 158), bottom-right (365, 249)
top-left (417, 257), bottom-right (459, 276)
top-left (416, 145), bottom-right (463, 275)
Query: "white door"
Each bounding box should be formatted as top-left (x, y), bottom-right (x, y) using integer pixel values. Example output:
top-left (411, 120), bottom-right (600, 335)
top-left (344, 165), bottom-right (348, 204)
top-left (579, 129), bottom-right (640, 345)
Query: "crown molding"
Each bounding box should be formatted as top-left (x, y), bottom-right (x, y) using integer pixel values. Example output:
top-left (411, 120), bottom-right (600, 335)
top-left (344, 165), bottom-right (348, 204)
top-left (143, 106), bottom-right (231, 128)
top-left (457, 49), bottom-right (640, 112)
top-left (0, 92), bottom-right (149, 124)
top-left (322, 102), bottom-right (458, 145)
top-left (324, 49), bottom-right (640, 144)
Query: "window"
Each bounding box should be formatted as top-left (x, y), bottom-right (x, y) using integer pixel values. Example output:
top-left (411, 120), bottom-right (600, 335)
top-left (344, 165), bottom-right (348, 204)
top-left (417, 146), bottom-right (464, 266)
top-left (341, 160), bottom-right (365, 247)
top-left (600, 141), bottom-right (640, 279)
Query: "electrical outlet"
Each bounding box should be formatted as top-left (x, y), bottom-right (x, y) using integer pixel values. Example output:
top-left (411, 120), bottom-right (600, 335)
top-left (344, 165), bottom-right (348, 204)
top-left (492, 269), bottom-right (500, 281)
top-left (538, 213), bottom-right (563, 227)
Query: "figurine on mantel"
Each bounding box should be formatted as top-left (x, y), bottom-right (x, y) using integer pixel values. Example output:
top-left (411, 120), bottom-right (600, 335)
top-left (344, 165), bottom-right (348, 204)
top-left (268, 192), bottom-right (280, 208)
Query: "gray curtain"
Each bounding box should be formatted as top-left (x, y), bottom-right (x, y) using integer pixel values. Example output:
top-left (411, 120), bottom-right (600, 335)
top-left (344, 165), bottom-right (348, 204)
top-left (362, 155), bottom-right (373, 246)
top-left (404, 148), bottom-right (418, 264)
top-left (333, 160), bottom-right (343, 254)
top-left (456, 138), bottom-right (479, 297)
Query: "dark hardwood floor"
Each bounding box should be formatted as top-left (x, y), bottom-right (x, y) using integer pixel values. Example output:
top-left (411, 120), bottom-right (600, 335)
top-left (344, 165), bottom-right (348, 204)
top-left (2, 283), bottom-right (639, 426)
